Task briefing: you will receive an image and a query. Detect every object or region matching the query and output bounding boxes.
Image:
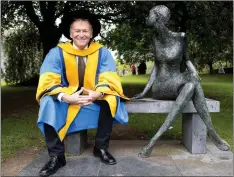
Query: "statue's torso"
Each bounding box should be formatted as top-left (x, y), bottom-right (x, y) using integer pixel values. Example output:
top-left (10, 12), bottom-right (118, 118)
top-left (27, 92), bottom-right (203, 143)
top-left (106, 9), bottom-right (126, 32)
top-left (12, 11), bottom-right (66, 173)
top-left (153, 34), bottom-right (184, 76)
top-left (151, 33), bottom-right (190, 100)
top-left (153, 35), bottom-right (183, 63)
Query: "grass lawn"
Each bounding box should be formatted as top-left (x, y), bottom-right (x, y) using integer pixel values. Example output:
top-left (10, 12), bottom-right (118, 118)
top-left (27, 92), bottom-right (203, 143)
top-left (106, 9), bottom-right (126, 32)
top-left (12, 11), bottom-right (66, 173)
top-left (1, 74), bottom-right (233, 162)
top-left (1, 86), bottom-right (45, 162)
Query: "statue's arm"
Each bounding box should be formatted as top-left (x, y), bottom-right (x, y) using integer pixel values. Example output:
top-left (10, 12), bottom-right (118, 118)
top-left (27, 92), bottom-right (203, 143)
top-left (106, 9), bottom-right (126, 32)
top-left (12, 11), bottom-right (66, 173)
top-left (182, 33), bottom-right (200, 79)
top-left (132, 66), bottom-right (156, 99)
top-left (186, 60), bottom-right (198, 75)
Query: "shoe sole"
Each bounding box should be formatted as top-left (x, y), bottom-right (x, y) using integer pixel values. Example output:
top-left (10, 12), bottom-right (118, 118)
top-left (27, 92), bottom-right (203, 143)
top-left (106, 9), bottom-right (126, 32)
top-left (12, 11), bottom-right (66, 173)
top-left (93, 153), bottom-right (117, 165)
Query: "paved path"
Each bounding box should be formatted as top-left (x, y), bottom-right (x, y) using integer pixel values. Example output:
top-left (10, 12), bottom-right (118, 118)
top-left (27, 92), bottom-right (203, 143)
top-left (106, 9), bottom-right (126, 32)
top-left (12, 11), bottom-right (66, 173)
top-left (18, 139), bottom-right (233, 176)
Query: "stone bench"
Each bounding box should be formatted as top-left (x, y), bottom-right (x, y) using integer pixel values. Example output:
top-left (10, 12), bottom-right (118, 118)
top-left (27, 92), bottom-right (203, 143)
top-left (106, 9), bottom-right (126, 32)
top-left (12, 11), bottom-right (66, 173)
top-left (65, 98), bottom-right (220, 155)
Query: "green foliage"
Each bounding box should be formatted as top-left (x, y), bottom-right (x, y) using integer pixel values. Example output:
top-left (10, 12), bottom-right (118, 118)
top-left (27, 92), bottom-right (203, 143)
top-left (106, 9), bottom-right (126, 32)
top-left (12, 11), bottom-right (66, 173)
top-left (186, 2), bottom-right (233, 72)
top-left (102, 23), bottom-right (154, 64)
top-left (1, 2), bottom-right (28, 34)
top-left (3, 23), bottom-right (43, 84)
top-left (1, 1), bottom-right (141, 57)
top-left (102, 1), bottom-right (233, 73)
top-left (1, 1), bottom-right (232, 76)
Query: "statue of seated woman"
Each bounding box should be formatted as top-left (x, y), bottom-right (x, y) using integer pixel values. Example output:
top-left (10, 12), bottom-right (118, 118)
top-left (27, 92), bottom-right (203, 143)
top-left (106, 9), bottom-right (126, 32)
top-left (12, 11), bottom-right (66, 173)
top-left (133, 5), bottom-right (230, 158)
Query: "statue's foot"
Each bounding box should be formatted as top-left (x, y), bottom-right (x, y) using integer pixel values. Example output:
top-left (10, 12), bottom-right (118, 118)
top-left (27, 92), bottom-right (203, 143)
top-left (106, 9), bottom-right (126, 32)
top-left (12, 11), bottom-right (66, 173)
top-left (215, 140), bottom-right (230, 151)
top-left (138, 148), bottom-right (152, 158)
top-left (208, 133), bottom-right (230, 151)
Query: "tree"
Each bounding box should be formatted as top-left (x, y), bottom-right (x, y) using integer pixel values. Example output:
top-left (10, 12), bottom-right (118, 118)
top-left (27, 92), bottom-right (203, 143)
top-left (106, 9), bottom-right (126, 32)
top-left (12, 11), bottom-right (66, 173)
top-left (1, 1), bottom-right (131, 58)
top-left (100, 1), bottom-right (194, 63)
top-left (2, 1), bottom-right (232, 74)
top-left (102, 1), bottom-right (233, 74)
top-left (3, 23), bottom-right (42, 84)
top-left (186, 1), bottom-right (233, 73)
top-left (101, 23), bottom-right (154, 64)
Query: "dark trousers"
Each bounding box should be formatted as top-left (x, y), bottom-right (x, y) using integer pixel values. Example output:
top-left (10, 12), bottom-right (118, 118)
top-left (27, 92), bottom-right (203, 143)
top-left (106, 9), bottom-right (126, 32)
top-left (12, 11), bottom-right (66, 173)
top-left (44, 100), bottom-right (113, 157)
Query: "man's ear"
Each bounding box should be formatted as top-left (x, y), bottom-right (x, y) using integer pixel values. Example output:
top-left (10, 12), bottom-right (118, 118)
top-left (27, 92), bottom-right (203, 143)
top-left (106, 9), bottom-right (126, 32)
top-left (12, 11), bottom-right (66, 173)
top-left (91, 28), bottom-right (93, 39)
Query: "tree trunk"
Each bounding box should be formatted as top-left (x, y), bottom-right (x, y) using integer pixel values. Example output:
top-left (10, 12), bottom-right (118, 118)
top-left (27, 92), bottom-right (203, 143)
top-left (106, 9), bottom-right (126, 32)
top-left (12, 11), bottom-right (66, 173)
top-left (208, 62), bottom-right (213, 74)
top-left (25, 25), bottom-right (63, 86)
top-left (39, 24), bottom-right (63, 59)
top-left (179, 2), bottom-right (188, 32)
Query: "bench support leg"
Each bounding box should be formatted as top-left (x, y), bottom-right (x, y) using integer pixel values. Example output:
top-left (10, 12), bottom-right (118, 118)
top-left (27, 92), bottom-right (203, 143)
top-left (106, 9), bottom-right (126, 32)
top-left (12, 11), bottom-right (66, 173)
top-left (65, 130), bottom-right (88, 156)
top-left (182, 113), bottom-right (207, 154)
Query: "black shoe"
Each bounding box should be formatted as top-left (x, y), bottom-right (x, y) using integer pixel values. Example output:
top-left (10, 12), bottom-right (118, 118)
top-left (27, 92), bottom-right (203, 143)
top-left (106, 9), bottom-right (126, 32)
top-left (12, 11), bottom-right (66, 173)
top-left (39, 156), bottom-right (66, 177)
top-left (93, 147), bottom-right (117, 165)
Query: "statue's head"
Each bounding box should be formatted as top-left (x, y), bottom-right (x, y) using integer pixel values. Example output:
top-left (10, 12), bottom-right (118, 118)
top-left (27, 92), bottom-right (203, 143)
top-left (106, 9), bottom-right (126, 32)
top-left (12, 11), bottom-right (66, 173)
top-left (146, 5), bottom-right (170, 26)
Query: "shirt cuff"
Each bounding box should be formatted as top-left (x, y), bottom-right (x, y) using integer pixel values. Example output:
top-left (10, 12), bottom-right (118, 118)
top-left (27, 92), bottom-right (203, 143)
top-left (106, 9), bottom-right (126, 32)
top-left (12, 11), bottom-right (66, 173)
top-left (58, 93), bottom-right (65, 102)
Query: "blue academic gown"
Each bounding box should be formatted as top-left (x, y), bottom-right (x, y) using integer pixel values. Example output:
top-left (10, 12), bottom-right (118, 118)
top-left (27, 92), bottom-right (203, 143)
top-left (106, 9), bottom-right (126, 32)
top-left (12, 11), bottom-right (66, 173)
top-left (36, 42), bottom-right (129, 140)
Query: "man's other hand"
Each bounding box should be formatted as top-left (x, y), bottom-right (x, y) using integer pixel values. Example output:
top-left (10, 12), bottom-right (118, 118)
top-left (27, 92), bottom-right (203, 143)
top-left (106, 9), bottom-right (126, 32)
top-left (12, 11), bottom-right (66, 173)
top-left (82, 87), bottom-right (103, 101)
top-left (61, 88), bottom-right (93, 106)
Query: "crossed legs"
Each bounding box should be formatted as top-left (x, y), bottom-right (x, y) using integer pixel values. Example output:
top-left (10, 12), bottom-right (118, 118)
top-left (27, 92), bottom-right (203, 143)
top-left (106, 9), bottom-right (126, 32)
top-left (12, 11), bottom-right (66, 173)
top-left (138, 82), bottom-right (230, 158)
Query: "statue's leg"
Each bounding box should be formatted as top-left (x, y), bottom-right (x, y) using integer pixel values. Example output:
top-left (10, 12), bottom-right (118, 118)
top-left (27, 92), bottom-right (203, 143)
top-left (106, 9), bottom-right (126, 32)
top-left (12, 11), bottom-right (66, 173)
top-left (138, 83), bottom-right (195, 158)
top-left (192, 84), bottom-right (230, 151)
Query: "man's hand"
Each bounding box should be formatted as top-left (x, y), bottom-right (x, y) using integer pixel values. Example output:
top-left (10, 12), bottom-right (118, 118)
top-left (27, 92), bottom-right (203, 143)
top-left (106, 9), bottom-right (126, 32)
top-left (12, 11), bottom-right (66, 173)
top-left (61, 88), bottom-right (93, 106)
top-left (82, 87), bottom-right (103, 101)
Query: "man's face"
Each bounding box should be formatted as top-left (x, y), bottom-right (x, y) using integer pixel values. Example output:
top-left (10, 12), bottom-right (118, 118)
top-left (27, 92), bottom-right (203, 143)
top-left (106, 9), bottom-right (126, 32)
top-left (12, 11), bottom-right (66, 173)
top-left (70, 19), bottom-right (93, 50)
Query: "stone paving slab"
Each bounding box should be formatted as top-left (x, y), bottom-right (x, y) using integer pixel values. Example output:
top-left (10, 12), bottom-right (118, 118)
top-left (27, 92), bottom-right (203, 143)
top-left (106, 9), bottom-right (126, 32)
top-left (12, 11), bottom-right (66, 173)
top-left (18, 153), bottom-right (181, 176)
top-left (18, 150), bottom-right (101, 176)
top-left (97, 156), bottom-right (182, 176)
top-left (17, 139), bottom-right (233, 176)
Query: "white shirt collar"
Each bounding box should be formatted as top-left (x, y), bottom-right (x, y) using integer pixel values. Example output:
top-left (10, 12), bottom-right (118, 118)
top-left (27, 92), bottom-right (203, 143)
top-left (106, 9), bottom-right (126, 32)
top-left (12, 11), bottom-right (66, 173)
top-left (72, 42), bottom-right (87, 63)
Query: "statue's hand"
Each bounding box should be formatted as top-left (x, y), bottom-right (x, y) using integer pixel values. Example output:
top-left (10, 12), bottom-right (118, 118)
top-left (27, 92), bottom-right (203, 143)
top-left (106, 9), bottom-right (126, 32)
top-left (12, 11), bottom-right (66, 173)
top-left (192, 73), bottom-right (201, 82)
top-left (132, 92), bottom-right (145, 99)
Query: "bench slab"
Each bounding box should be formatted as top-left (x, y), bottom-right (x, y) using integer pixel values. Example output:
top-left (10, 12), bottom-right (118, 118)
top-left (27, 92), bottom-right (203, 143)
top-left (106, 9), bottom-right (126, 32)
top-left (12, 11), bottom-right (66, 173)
top-left (65, 98), bottom-right (220, 155)
top-left (126, 98), bottom-right (220, 113)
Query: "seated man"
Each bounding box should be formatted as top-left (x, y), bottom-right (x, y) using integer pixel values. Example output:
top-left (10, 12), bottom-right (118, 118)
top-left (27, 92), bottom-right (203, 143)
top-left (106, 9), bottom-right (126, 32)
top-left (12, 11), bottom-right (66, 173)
top-left (36, 9), bottom-right (129, 177)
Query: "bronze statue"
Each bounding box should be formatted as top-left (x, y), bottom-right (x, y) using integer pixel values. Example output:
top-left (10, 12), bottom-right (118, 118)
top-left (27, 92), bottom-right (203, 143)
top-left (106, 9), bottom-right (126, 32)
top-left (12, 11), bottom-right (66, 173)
top-left (133, 5), bottom-right (230, 158)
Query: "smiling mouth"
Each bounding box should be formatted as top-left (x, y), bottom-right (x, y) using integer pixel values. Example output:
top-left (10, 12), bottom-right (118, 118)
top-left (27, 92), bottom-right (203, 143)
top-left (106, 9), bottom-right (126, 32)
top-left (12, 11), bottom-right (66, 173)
top-left (77, 39), bottom-right (87, 41)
